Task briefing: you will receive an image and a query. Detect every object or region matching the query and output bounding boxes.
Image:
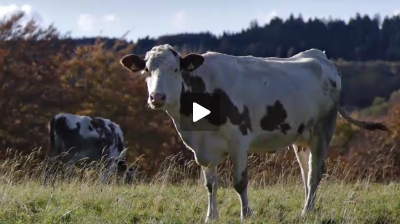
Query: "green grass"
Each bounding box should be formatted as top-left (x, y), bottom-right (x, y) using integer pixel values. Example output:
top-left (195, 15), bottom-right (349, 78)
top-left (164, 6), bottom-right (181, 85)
top-left (1, 150), bottom-right (399, 223)
top-left (1, 179), bottom-right (400, 224)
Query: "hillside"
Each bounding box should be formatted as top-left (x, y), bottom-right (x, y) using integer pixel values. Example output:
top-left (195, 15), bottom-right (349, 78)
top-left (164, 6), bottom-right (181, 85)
top-left (0, 12), bottom-right (400, 181)
top-left (72, 13), bottom-right (400, 62)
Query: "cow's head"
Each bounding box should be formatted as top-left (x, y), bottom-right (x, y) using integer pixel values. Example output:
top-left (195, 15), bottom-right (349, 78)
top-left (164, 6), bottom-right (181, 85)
top-left (120, 44), bottom-right (205, 110)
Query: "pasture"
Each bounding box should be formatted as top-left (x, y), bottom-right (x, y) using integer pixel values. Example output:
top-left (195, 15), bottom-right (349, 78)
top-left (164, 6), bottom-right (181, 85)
top-left (1, 10), bottom-right (400, 224)
top-left (0, 150), bottom-right (399, 224)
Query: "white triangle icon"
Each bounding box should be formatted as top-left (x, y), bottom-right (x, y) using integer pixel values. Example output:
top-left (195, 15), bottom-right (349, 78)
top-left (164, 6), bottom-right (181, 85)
top-left (193, 102), bottom-right (210, 122)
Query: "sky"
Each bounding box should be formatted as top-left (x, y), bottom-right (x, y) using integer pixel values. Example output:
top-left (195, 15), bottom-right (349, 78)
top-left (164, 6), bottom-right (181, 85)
top-left (0, 0), bottom-right (399, 42)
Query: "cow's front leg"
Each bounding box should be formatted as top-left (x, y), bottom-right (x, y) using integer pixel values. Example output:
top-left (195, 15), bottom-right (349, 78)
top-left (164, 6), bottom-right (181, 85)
top-left (203, 166), bottom-right (218, 222)
top-left (101, 161), bottom-right (115, 184)
top-left (231, 151), bottom-right (252, 221)
top-left (43, 157), bottom-right (55, 186)
top-left (64, 161), bottom-right (74, 182)
top-left (101, 169), bottom-right (111, 184)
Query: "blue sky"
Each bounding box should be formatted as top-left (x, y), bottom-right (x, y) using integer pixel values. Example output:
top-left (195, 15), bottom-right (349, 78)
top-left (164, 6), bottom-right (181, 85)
top-left (1, 0), bottom-right (399, 42)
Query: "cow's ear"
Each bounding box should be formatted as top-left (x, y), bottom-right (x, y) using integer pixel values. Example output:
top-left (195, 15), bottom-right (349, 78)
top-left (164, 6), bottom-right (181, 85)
top-left (120, 54), bottom-right (146, 73)
top-left (180, 53), bottom-right (205, 71)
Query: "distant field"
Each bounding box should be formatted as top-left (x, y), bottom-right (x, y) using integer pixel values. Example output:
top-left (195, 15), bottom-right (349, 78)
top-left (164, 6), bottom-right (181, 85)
top-left (1, 178), bottom-right (400, 224)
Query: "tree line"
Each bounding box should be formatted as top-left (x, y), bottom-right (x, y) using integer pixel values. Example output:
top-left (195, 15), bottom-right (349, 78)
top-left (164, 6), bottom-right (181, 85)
top-left (1, 12), bottom-right (400, 181)
top-left (73, 13), bottom-right (400, 61)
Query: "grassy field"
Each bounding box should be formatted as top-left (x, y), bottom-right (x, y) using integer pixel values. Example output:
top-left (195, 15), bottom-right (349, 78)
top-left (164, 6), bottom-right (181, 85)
top-left (1, 177), bottom-right (400, 224)
top-left (0, 150), bottom-right (399, 224)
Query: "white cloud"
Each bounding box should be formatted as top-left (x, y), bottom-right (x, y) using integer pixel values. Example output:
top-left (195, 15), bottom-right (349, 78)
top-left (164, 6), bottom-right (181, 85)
top-left (257, 10), bottom-right (278, 25)
top-left (104, 14), bottom-right (116, 22)
top-left (0, 4), bottom-right (44, 25)
top-left (77, 13), bottom-right (95, 32)
top-left (171, 11), bottom-right (188, 30)
top-left (394, 10), bottom-right (400, 16)
top-left (256, 10), bottom-right (277, 25)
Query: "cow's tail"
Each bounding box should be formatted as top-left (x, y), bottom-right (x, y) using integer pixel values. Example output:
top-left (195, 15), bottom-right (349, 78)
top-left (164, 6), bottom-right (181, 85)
top-left (44, 117), bottom-right (59, 185)
top-left (333, 62), bottom-right (389, 132)
top-left (47, 118), bottom-right (60, 157)
top-left (338, 107), bottom-right (389, 131)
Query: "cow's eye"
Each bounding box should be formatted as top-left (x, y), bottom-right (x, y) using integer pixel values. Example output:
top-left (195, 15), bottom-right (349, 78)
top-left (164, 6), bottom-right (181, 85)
top-left (144, 67), bottom-right (149, 72)
top-left (174, 68), bottom-right (178, 72)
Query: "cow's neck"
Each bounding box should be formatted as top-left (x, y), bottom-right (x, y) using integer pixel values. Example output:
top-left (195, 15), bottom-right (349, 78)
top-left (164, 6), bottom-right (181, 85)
top-left (165, 108), bottom-right (198, 151)
top-left (165, 99), bottom-right (195, 132)
top-left (163, 70), bottom-right (211, 140)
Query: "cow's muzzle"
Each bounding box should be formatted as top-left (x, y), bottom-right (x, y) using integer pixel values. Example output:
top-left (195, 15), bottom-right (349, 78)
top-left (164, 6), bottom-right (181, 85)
top-left (149, 92), bottom-right (166, 109)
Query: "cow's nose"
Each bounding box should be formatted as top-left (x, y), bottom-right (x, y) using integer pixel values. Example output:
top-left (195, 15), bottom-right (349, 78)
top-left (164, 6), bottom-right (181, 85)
top-left (150, 92), bottom-right (166, 106)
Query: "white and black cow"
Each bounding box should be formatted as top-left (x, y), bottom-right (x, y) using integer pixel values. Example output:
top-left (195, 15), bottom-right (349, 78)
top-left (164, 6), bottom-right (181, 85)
top-left (44, 113), bottom-right (134, 185)
top-left (119, 44), bottom-right (388, 222)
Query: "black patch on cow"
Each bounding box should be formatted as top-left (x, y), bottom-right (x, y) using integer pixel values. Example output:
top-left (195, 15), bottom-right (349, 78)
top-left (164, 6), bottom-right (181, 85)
top-left (260, 100), bottom-right (291, 134)
top-left (234, 168), bottom-right (248, 195)
top-left (179, 72), bottom-right (252, 135)
top-left (238, 106), bottom-right (252, 135)
top-left (297, 119), bottom-right (314, 135)
top-left (53, 117), bottom-right (82, 146)
top-left (206, 183), bottom-right (213, 194)
top-left (297, 123), bottom-right (305, 134)
top-left (181, 71), bottom-right (206, 93)
top-left (94, 118), bottom-right (105, 127)
top-left (54, 117), bottom-right (67, 132)
top-left (329, 79), bottom-right (336, 88)
top-left (90, 118), bottom-right (114, 153)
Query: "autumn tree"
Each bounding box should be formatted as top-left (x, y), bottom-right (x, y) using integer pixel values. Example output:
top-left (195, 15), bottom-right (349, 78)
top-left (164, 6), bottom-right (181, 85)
top-left (0, 12), bottom-right (75, 154)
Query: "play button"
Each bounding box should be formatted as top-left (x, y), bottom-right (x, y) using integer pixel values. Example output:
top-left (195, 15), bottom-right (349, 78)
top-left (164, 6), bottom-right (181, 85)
top-left (178, 92), bottom-right (221, 131)
top-left (192, 102), bottom-right (210, 122)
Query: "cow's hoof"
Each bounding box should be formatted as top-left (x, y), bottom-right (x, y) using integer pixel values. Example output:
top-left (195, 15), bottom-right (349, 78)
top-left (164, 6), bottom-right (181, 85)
top-left (205, 215), bottom-right (218, 223)
top-left (240, 206), bottom-right (252, 221)
top-left (301, 208), bottom-right (313, 217)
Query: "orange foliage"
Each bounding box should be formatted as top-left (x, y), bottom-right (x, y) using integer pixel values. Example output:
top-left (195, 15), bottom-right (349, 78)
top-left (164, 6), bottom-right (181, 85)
top-left (0, 12), bottom-right (192, 177)
top-left (1, 12), bottom-right (400, 182)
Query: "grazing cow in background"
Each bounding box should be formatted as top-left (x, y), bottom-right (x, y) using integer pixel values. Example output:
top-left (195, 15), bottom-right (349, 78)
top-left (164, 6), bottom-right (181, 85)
top-left (119, 44), bottom-right (388, 222)
top-left (44, 113), bottom-right (134, 185)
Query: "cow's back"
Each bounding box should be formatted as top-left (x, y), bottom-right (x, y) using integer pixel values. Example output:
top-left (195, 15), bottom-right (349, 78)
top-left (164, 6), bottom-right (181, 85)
top-left (47, 114), bottom-right (98, 164)
top-left (200, 50), bottom-right (340, 113)
top-left (193, 50), bottom-right (341, 150)
top-left (92, 117), bottom-right (125, 157)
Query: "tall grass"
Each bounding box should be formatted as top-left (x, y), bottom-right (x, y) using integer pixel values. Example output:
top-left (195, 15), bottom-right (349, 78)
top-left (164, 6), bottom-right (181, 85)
top-left (0, 149), bottom-right (399, 223)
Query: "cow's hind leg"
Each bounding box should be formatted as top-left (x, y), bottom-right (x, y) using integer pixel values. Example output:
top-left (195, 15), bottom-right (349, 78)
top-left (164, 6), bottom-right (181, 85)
top-left (231, 146), bottom-right (252, 222)
top-left (203, 166), bottom-right (218, 222)
top-left (293, 145), bottom-right (310, 207)
top-left (43, 156), bottom-right (58, 186)
top-left (302, 104), bottom-right (337, 215)
top-left (64, 161), bottom-right (75, 183)
top-left (101, 161), bottom-right (115, 184)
